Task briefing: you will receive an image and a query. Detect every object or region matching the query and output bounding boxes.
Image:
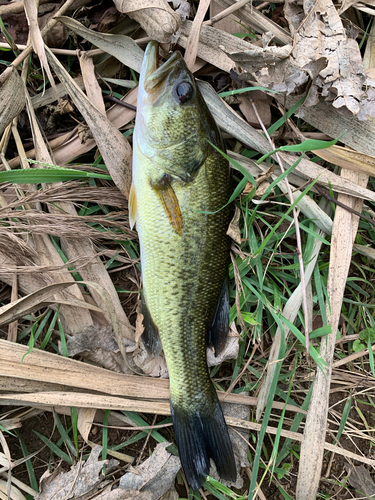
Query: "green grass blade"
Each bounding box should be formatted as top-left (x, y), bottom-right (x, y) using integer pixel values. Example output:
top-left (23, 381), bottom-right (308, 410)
top-left (0, 168), bottom-right (112, 184)
top-left (33, 430), bottom-right (73, 464)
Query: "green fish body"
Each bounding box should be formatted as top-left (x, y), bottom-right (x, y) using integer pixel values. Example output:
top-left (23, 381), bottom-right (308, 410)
top-left (130, 41), bottom-right (236, 490)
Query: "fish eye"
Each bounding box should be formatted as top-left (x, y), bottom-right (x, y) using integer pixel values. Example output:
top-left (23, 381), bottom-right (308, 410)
top-left (175, 82), bottom-right (194, 103)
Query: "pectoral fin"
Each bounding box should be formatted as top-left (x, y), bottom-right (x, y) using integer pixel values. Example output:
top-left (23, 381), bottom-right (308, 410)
top-left (152, 174), bottom-right (183, 234)
top-left (129, 183), bottom-right (137, 229)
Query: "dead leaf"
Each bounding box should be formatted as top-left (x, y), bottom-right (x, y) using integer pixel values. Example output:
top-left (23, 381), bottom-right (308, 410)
top-left (95, 489), bottom-right (153, 500)
top-left (58, 16), bottom-right (144, 74)
top-left (79, 52), bottom-right (106, 116)
top-left (0, 68), bottom-right (26, 136)
top-left (35, 445), bottom-right (118, 500)
top-left (358, 86), bottom-right (375, 121)
top-left (346, 464), bottom-right (375, 497)
top-left (119, 442), bottom-right (180, 500)
top-left (114, 0), bottom-right (180, 43)
top-left (77, 407), bottom-right (97, 443)
top-left (0, 281), bottom-right (86, 326)
top-left (0, 479), bottom-right (26, 500)
top-left (133, 341), bottom-right (169, 378)
top-left (312, 143), bottom-right (375, 176)
top-left (226, 206), bottom-right (242, 244)
top-left (23, 0), bottom-right (57, 97)
top-left (63, 325), bottom-right (136, 375)
top-left (184, 0), bottom-right (211, 71)
top-left (207, 325), bottom-right (240, 367)
top-left (45, 45), bottom-right (133, 198)
top-left (238, 91), bottom-right (272, 128)
top-left (135, 310), bottom-right (145, 347)
top-left (284, 0), bottom-right (365, 114)
top-left (212, 0), bottom-right (292, 45)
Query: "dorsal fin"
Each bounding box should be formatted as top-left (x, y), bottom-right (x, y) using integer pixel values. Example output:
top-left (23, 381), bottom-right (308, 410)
top-left (128, 183), bottom-right (137, 229)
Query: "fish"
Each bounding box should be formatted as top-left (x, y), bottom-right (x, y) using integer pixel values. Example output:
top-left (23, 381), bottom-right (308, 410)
top-left (129, 41), bottom-right (236, 490)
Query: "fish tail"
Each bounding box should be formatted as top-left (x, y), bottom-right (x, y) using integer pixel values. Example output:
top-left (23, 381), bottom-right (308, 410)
top-left (171, 392), bottom-right (236, 491)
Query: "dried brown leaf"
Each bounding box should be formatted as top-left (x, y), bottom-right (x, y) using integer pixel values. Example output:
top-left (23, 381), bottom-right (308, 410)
top-left (0, 338), bottom-right (302, 413)
top-left (226, 206), bottom-right (242, 245)
top-left (77, 408), bottom-right (97, 444)
top-left (346, 465), bottom-right (375, 497)
top-left (0, 281), bottom-right (85, 326)
top-left (45, 45), bottom-right (132, 197)
top-left (57, 16), bottom-right (144, 73)
top-left (213, 0), bottom-right (292, 45)
top-left (312, 144), bottom-right (375, 176)
top-left (184, 0), bottom-right (211, 71)
top-left (95, 489), bottom-right (152, 500)
top-left (35, 446), bottom-right (117, 500)
top-left (114, 0), bottom-right (180, 43)
top-left (23, 0), bottom-right (57, 97)
top-left (0, 68), bottom-right (25, 136)
top-left (282, 94), bottom-right (375, 158)
top-left (79, 52), bottom-right (106, 116)
top-left (284, 0), bottom-right (365, 113)
top-left (64, 326), bottom-right (136, 375)
top-left (119, 442), bottom-right (180, 500)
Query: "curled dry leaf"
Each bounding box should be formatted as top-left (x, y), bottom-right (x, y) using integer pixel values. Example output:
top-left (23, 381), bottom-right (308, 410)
top-left (133, 340), bottom-right (169, 378)
top-left (114, 0), bottom-right (181, 43)
top-left (77, 407), bottom-right (97, 443)
top-left (0, 68), bottom-right (25, 136)
top-left (120, 442), bottom-right (180, 500)
top-left (226, 206), bottom-right (242, 245)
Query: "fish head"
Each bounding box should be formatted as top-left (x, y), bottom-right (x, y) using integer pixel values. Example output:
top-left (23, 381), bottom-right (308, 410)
top-left (136, 41), bottom-right (218, 182)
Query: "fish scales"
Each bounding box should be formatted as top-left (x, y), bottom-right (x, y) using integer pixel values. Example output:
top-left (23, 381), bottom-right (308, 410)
top-left (130, 41), bottom-right (236, 490)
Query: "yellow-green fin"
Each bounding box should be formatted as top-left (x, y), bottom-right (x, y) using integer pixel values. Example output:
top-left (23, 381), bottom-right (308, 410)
top-left (128, 183), bottom-right (137, 229)
top-left (152, 174), bottom-right (183, 234)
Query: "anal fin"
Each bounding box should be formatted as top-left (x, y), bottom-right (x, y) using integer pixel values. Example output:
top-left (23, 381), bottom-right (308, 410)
top-left (208, 273), bottom-right (230, 356)
top-left (151, 174), bottom-right (183, 234)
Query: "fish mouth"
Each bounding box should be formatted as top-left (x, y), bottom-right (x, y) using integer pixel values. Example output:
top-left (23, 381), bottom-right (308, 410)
top-left (143, 41), bottom-right (182, 93)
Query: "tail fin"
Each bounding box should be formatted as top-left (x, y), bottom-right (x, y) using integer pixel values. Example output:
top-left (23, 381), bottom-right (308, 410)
top-left (171, 395), bottom-right (236, 491)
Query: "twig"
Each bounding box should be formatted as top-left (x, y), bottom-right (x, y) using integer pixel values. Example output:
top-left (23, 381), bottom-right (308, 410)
top-left (314, 185), bottom-right (375, 228)
top-left (7, 274), bottom-right (18, 342)
top-left (135, 415), bottom-right (157, 466)
top-left (103, 95), bottom-right (137, 111)
top-left (204, 0), bottom-right (251, 26)
top-left (92, 422), bottom-right (173, 431)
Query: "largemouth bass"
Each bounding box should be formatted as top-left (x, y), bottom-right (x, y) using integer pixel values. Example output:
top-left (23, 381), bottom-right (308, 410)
top-left (129, 41), bottom-right (236, 490)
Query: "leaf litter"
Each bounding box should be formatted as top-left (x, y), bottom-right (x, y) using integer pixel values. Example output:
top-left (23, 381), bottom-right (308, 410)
top-left (0, 0), bottom-right (375, 499)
